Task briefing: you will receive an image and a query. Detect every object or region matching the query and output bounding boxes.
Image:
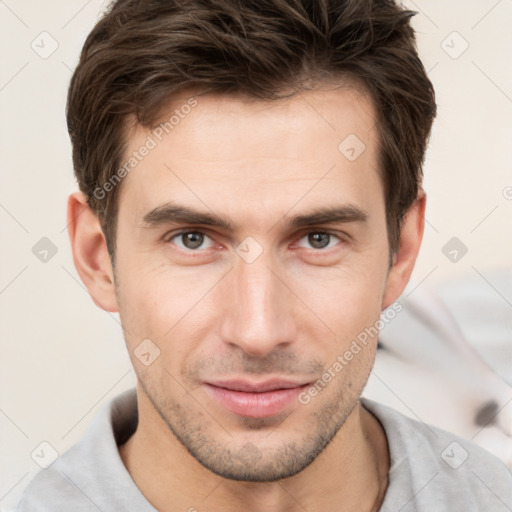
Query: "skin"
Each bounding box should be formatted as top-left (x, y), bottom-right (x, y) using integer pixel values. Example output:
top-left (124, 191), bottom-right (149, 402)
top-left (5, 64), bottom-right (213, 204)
top-left (68, 84), bottom-right (426, 511)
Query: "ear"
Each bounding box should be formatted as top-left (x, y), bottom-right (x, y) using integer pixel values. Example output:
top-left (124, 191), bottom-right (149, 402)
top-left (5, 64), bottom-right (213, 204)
top-left (67, 191), bottom-right (119, 312)
top-left (381, 189), bottom-right (426, 310)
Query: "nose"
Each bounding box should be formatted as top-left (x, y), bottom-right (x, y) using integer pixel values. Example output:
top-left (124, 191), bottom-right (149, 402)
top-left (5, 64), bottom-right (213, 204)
top-left (218, 249), bottom-right (297, 358)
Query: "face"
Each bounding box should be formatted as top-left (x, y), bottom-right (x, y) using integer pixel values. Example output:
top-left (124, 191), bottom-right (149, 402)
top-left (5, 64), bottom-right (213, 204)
top-left (112, 86), bottom-right (394, 481)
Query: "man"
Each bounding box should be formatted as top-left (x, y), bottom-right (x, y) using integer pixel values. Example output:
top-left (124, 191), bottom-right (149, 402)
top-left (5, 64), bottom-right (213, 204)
top-left (16, 0), bottom-right (512, 510)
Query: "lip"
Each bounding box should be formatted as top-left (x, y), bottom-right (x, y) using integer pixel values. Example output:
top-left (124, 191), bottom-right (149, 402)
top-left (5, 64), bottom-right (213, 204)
top-left (204, 378), bottom-right (310, 418)
top-left (206, 378), bottom-right (309, 393)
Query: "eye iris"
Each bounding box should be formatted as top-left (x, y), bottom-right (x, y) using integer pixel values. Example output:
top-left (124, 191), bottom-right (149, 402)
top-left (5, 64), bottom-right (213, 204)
top-left (182, 232), bottom-right (204, 249)
top-left (308, 233), bottom-right (330, 249)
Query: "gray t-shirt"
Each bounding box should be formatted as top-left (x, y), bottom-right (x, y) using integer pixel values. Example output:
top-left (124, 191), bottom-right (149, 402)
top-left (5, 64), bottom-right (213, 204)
top-left (15, 388), bottom-right (512, 511)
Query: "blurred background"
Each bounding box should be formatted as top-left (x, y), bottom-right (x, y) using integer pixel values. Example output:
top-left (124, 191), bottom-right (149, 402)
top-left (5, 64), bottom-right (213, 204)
top-left (1, 0), bottom-right (511, 509)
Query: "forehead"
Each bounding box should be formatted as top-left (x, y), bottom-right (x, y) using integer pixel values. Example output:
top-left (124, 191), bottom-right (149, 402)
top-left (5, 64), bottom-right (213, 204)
top-left (117, 85), bottom-right (382, 227)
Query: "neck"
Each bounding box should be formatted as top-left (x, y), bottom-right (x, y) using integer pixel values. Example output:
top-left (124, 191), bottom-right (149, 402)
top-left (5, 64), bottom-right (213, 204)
top-left (119, 389), bottom-right (389, 512)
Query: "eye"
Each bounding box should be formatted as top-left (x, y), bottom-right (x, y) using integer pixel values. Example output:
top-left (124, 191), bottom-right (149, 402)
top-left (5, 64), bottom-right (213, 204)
top-left (168, 231), bottom-right (215, 251)
top-left (296, 232), bottom-right (341, 250)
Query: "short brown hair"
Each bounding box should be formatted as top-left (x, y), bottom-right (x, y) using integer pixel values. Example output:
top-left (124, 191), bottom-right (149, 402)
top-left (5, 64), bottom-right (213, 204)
top-left (66, 0), bottom-right (436, 264)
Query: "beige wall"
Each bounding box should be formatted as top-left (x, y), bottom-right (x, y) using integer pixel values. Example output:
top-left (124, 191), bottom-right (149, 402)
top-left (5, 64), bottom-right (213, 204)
top-left (1, 0), bottom-right (511, 509)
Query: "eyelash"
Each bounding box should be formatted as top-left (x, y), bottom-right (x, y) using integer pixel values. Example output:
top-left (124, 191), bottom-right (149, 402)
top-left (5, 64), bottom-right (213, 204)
top-left (164, 229), bottom-right (345, 253)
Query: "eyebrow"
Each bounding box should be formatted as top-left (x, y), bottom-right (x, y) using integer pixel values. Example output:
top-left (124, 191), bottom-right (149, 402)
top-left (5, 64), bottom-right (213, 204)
top-left (141, 202), bottom-right (368, 231)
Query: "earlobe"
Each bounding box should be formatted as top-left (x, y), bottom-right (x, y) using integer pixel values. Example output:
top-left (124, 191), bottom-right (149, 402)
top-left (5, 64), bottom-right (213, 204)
top-left (381, 189), bottom-right (426, 310)
top-left (67, 192), bottom-right (119, 312)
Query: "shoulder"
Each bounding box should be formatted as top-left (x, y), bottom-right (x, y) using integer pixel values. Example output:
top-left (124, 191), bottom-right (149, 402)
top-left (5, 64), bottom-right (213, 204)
top-left (14, 464), bottom-right (86, 512)
top-left (361, 398), bottom-right (512, 511)
top-left (15, 388), bottom-right (147, 512)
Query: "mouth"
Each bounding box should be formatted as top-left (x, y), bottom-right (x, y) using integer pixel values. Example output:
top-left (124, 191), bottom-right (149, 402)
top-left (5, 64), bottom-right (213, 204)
top-left (203, 378), bottom-right (311, 418)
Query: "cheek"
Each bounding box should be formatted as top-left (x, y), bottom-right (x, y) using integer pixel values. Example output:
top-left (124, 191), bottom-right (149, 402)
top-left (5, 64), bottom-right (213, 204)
top-left (287, 258), bottom-right (388, 338)
top-left (115, 258), bottom-right (222, 351)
